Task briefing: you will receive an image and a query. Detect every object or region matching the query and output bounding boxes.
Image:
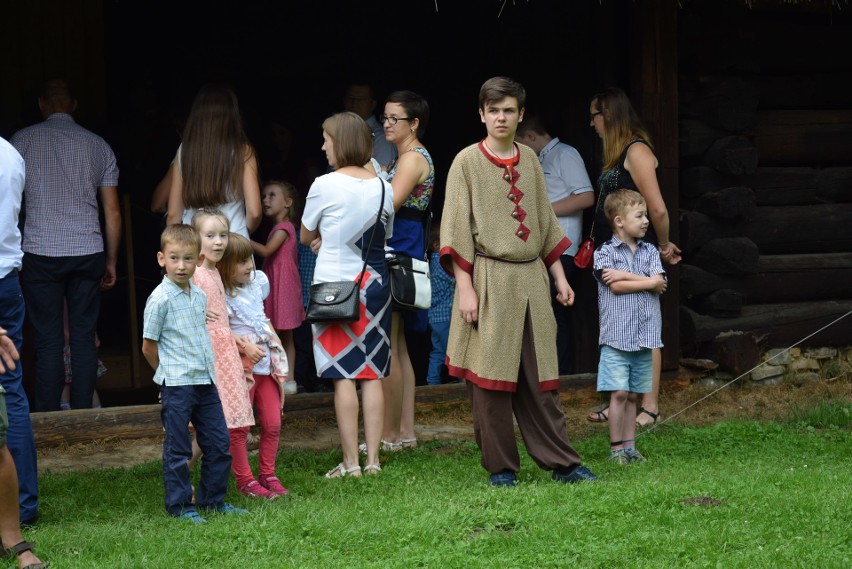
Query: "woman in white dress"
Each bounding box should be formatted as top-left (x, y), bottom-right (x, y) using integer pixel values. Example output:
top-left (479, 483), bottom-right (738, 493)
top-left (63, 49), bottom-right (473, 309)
top-left (301, 112), bottom-right (395, 478)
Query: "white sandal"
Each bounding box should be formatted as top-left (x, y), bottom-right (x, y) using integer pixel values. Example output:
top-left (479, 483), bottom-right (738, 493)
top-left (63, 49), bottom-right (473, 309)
top-left (363, 464), bottom-right (382, 475)
top-left (324, 463), bottom-right (362, 478)
top-left (358, 440), bottom-right (402, 455)
top-left (400, 437), bottom-right (418, 449)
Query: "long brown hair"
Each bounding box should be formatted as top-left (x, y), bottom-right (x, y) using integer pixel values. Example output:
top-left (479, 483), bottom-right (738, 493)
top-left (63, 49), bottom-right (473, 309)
top-left (218, 232), bottom-right (254, 297)
top-left (592, 87), bottom-right (653, 171)
top-left (180, 83), bottom-right (255, 208)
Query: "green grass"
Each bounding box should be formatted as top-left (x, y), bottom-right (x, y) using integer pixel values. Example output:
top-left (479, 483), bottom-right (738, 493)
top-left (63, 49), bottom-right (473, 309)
top-left (16, 401), bottom-right (852, 569)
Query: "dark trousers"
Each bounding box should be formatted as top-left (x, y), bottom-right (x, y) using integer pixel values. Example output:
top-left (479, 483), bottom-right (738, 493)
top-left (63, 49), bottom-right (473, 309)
top-left (467, 311), bottom-right (582, 475)
top-left (161, 383), bottom-right (232, 516)
top-left (550, 255), bottom-right (576, 375)
top-left (0, 271), bottom-right (39, 521)
top-left (22, 252), bottom-right (104, 411)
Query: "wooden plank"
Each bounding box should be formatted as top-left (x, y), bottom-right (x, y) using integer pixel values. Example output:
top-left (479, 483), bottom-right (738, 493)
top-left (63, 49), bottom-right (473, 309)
top-left (691, 237), bottom-right (760, 275)
top-left (122, 194), bottom-right (140, 387)
top-left (30, 374), bottom-right (599, 448)
top-left (680, 300), bottom-right (852, 348)
top-left (681, 204), bottom-right (852, 254)
top-left (746, 110), bottom-right (852, 165)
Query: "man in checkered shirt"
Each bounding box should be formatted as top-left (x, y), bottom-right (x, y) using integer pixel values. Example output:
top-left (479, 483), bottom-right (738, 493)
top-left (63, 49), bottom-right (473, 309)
top-left (10, 79), bottom-right (121, 412)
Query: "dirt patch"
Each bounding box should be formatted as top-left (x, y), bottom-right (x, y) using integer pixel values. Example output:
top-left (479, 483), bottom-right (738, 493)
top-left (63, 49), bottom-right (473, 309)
top-left (38, 375), bottom-right (851, 473)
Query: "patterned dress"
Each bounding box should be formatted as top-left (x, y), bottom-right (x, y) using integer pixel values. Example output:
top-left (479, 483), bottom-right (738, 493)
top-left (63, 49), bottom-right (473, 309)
top-left (192, 265), bottom-right (255, 428)
top-left (387, 146), bottom-right (434, 333)
top-left (302, 173), bottom-right (395, 380)
top-left (262, 220), bottom-right (305, 330)
top-left (440, 142), bottom-right (570, 392)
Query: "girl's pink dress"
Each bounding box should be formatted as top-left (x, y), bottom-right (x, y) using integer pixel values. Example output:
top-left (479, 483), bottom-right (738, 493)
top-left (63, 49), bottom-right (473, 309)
top-left (192, 265), bottom-right (255, 429)
top-left (262, 220), bottom-right (305, 330)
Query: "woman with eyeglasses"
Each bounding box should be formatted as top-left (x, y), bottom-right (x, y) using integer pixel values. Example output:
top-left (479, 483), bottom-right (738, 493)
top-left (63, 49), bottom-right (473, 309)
top-left (586, 87), bottom-right (681, 428)
top-left (377, 90), bottom-right (434, 452)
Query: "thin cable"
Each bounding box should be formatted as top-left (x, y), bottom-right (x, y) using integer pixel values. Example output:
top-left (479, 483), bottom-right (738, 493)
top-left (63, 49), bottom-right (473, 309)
top-left (636, 309), bottom-right (851, 438)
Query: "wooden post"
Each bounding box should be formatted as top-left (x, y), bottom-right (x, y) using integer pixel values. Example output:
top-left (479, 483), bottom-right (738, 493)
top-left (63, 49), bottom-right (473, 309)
top-left (630, 0), bottom-right (680, 371)
top-left (123, 194), bottom-right (141, 388)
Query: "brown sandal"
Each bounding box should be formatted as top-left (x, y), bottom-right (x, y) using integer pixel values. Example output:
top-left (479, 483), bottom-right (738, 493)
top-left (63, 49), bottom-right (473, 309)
top-left (587, 405), bottom-right (609, 423)
top-left (1, 541), bottom-right (50, 569)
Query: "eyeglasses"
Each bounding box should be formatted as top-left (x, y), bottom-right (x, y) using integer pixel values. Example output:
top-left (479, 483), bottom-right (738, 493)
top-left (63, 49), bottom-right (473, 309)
top-left (380, 115), bottom-right (414, 125)
top-left (590, 111), bottom-right (603, 120)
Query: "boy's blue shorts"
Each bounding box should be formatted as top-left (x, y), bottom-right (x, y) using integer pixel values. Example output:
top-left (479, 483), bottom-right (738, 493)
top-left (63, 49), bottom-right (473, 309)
top-left (596, 345), bottom-right (653, 393)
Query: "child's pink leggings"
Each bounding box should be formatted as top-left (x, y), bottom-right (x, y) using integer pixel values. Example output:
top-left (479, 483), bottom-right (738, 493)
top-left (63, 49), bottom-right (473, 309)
top-left (229, 374), bottom-right (282, 486)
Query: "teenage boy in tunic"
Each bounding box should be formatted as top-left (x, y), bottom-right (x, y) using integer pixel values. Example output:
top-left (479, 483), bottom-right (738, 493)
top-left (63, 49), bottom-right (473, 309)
top-left (440, 76), bottom-right (597, 487)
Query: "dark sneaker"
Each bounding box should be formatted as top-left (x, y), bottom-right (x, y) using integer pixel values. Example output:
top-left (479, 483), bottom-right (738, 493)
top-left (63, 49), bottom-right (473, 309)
top-left (552, 465), bottom-right (599, 484)
top-left (623, 448), bottom-right (647, 463)
top-left (489, 470), bottom-right (517, 487)
top-left (178, 510), bottom-right (208, 524)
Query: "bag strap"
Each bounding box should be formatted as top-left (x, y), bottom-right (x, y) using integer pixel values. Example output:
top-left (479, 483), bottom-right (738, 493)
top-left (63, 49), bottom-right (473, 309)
top-left (355, 178), bottom-right (386, 287)
top-left (587, 188), bottom-right (604, 239)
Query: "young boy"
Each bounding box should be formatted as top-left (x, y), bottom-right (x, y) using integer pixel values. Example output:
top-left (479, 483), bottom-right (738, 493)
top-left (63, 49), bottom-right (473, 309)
top-left (142, 224), bottom-right (246, 523)
top-left (426, 220), bottom-right (455, 386)
top-left (594, 189), bottom-right (667, 464)
top-left (440, 76), bottom-right (597, 487)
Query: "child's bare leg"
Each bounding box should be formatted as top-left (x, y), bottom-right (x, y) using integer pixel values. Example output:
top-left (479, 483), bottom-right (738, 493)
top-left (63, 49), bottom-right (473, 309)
top-left (623, 392), bottom-right (638, 443)
top-left (608, 390), bottom-right (629, 446)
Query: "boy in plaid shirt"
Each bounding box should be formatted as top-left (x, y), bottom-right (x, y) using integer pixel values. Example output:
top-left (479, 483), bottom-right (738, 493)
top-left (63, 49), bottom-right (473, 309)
top-left (142, 224), bottom-right (245, 523)
top-left (426, 221), bottom-right (455, 386)
top-left (594, 189), bottom-right (667, 464)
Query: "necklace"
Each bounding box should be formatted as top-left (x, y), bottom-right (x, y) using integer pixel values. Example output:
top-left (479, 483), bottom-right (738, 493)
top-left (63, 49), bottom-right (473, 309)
top-left (483, 139), bottom-right (517, 160)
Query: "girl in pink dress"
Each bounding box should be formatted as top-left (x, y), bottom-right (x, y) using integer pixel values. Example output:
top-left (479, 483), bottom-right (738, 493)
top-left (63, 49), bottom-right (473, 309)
top-left (250, 180), bottom-right (304, 395)
top-left (190, 209), bottom-right (256, 490)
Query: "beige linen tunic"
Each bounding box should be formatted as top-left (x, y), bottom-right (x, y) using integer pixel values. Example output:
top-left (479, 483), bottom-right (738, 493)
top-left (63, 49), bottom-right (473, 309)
top-left (440, 142), bottom-right (570, 392)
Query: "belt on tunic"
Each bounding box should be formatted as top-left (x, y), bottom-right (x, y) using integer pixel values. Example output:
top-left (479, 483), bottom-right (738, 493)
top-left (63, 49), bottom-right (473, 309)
top-left (475, 251), bottom-right (539, 264)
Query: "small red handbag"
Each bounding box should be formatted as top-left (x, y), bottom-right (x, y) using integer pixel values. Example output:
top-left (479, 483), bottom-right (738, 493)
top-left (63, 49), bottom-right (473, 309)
top-left (573, 237), bottom-right (595, 269)
top-left (574, 190), bottom-right (602, 269)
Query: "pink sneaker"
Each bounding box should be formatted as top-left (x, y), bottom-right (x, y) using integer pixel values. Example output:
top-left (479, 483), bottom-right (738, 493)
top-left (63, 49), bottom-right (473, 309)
top-left (238, 479), bottom-right (278, 500)
top-left (258, 475), bottom-right (289, 496)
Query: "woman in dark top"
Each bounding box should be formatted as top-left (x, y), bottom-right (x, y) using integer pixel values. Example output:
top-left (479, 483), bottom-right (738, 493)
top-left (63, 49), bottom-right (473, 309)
top-left (587, 87), bottom-right (681, 427)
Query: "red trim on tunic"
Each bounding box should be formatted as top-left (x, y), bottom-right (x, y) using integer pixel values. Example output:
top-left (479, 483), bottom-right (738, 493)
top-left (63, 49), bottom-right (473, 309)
top-left (477, 140), bottom-right (521, 169)
top-left (446, 361), bottom-right (561, 393)
top-left (439, 246), bottom-right (472, 277)
top-left (544, 237), bottom-right (572, 267)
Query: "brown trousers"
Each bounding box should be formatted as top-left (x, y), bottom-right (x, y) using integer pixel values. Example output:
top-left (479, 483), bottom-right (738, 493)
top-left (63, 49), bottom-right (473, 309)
top-left (466, 312), bottom-right (582, 475)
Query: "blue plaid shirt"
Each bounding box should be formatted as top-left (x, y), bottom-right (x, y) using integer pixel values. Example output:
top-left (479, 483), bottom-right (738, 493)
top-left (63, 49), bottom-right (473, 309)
top-left (594, 237), bottom-right (665, 352)
top-left (143, 277), bottom-right (216, 386)
top-left (428, 252), bottom-right (455, 325)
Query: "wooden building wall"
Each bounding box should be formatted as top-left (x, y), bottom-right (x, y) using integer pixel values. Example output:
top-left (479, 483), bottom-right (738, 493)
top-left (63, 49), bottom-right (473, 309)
top-left (677, 0), bottom-right (852, 371)
top-left (4, 1), bottom-right (651, 403)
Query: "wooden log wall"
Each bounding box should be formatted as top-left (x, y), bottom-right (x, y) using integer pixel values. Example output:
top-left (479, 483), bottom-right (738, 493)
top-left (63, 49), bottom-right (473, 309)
top-left (677, 1), bottom-right (852, 360)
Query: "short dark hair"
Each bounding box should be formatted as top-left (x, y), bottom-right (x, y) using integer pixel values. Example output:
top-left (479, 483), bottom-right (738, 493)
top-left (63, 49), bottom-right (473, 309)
top-left (515, 111), bottom-right (548, 137)
top-left (39, 79), bottom-right (75, 108)
top-left (479, 76), bottom-right (526, 110)
top-left (386, 90), bottom-right (430, 139)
